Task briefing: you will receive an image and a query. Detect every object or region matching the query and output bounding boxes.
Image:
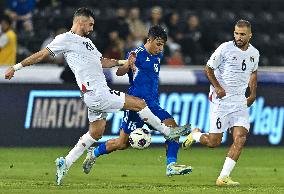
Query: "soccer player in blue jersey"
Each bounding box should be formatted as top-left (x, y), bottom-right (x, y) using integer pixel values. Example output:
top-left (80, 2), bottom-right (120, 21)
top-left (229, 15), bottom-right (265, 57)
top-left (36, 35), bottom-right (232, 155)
top-left (82, 26), bottom-right (192, 176)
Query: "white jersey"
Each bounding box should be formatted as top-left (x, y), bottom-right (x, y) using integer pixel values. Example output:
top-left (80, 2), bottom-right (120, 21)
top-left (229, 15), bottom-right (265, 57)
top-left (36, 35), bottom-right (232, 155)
top-left (46, 31), bottom-right (107, 90)
top-left (207, 41), bottom-right (259, 105)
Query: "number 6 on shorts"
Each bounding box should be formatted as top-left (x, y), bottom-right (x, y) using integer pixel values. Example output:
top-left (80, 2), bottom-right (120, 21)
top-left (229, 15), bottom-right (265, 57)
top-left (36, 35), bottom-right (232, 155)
top-left (216, 117), bottom-right (222, 129)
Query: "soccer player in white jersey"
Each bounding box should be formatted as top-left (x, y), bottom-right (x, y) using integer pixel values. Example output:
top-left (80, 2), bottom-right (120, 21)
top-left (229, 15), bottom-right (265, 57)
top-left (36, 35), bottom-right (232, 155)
top-left (4, 7), bottom-right (190, 185)
top-left (182, 20), bottom-right (259, 186)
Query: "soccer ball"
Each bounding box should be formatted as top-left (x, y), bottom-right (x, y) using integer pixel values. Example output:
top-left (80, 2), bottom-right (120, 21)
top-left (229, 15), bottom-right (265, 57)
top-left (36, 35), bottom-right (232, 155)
top-left (129, 128), bottom-right (151, 149)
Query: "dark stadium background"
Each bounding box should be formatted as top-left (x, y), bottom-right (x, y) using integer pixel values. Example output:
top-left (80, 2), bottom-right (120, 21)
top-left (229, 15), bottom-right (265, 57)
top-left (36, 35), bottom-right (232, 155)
top-left (1, 0), bottom-right (284, 66)
top-left (0, 0), bottom-right (284, 146)
top-left (0, 0), bottom-right (283, 147)
top-left (0, 1), bottom-right (283, 193)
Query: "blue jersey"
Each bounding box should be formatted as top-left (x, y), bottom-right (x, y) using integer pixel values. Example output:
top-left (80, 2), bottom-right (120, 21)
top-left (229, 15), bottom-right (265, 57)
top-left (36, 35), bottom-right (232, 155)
top-left (121, 45), bottom-right (172, 134)
top-left (126, 45), bottom-right (163, 106)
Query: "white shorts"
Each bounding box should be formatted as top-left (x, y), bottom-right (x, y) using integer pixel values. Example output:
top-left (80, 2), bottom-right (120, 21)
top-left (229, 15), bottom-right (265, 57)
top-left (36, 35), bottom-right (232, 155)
top-left (83, 86), bottom-right (125, 122)
top-left (209, 101), bottom-right (250, 133)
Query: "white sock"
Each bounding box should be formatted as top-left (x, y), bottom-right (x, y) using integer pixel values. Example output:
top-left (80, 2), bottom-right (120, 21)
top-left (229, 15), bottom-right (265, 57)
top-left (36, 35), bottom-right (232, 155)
top-left (192, 132), bottom-right (204, 142)
top-left (65, 132), bottom-right (96, 168)
top-left (219, 157), bottom-right (236, 179)
top-left (138, 106), bottom-right (171, 136)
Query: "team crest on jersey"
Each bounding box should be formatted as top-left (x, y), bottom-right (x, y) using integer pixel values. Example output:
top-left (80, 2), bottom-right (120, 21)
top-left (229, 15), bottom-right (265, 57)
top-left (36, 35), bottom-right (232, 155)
top-left (250, 56), bottom-right (254, 62)
top-left (158, 58), bottom-right (161, 63)
top-left (146, 57), bottom-right (150, 61)
top-left (83, 42), bottom-right (94, 51)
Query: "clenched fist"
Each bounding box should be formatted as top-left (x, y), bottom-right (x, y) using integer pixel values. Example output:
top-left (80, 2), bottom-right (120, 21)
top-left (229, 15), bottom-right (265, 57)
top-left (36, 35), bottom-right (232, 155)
top-left (5, 67), bottom-right (15, 80)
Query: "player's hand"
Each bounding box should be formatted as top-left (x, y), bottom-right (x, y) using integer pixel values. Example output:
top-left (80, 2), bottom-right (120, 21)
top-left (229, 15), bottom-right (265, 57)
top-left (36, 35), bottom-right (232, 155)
top-left (247, 96), bottom-right (256, 107)
top-left (4, 67), bottom-right (15, 80)
top-left (128, 51), bottom-right (136, 74)
top-left (215, 86), bottom-right (226, 99)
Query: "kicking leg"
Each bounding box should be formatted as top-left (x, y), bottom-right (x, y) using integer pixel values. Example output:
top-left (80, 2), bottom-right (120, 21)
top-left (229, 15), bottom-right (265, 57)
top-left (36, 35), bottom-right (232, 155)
top-left (123, 95), bottom-right (190, 139)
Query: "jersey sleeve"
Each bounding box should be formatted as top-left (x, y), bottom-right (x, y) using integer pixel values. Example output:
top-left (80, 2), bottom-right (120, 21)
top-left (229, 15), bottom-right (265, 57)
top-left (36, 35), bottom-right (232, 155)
top-left (93, 44), bottom-right (102, 58)
top-left (252, 51), bottom-right (260, 72)
top-left (46, 34), bottom-right (68, 57)
top-left (96, 50), bottom-right (102, 58)
top-left (206, 43), bottom-right (225, 69)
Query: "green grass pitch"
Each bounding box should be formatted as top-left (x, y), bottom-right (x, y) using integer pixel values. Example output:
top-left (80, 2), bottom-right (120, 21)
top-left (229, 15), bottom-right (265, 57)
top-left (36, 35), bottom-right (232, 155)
top-left (0, 147), bottom-right (283, 194)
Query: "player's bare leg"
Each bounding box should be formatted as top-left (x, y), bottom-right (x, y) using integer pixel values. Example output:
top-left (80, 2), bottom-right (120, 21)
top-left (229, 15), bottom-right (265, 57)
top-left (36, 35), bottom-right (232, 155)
top-left (216, 126), bottom-right (247, 186)
top-left (182, 128), bottom-right (223, 149)
top-left (201, 133), bottom-right (223, 147)
top-left (123, 95), bottom-right (190, 139)
top-left (88, 120), bottom-right (107, 140)
top-left (227, 127), bottom-right (248, 161)
top-left (105, 129), bottom-right (130, 152)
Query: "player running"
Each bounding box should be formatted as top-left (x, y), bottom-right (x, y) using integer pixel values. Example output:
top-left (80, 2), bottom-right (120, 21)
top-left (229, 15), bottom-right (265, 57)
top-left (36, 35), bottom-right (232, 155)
top-left (82, 25), bottom-right (192, 176)
top-left (4, 8), bottom-right (191, 185)
top-left (182, 20), bottom-right (259, 186)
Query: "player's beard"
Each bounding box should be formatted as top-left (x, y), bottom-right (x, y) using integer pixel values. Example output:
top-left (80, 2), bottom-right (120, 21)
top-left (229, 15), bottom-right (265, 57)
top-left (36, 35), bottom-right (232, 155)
top-left (83, 29), bottom-right (91, 37)
top-left (234, 39), bottom-right (248, 49)
top-left (83, 32), bottom-right (89, 37)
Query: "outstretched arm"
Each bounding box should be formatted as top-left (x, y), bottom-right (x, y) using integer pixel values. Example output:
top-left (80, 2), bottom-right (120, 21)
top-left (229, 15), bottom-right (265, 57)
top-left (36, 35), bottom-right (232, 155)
top-left (247, 71), bottom-right (257, 107)
top-left (5, 48), bottom-right (50, 80)
top-left (101, 52), bottom-right (136, 75)
top-left (116, 63), bottom-right (130, 76)
top-left (115, 51), bottom-right (137, 76)
top-left (204, 65), bottom-right (226, 98)
top-left (100, 58), bottom-right (126, 68)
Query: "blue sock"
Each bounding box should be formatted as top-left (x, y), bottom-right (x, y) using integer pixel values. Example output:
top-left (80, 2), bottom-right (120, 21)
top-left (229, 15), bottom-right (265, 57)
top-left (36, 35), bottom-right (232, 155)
top-left (165, 140), bottom-right (179, 165)
top-left (94, 143), bottom-right (108, 158)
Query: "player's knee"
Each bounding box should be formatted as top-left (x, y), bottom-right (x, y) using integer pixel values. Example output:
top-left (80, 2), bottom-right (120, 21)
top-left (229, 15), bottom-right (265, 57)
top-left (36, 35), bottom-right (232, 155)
top-left (207, 139), bottom-right (222, 148)
top-left (207, 135), bottom-right (222, 148)
top-left (89, 122), bottom-right (106, 140)
top-left (135, 98), bottom-right (147, 111)
top-left (90, 131), bottom-right (103, 141)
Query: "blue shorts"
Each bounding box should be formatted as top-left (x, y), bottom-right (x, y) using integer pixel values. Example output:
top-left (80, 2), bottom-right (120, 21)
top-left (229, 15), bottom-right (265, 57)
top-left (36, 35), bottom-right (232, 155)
top-left (120, 105), bottom-right (173, 134)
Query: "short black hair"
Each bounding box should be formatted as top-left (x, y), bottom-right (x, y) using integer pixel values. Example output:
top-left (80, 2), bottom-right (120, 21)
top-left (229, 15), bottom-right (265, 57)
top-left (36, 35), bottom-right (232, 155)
top-left (235, 19), bottom-right (251, 31)
top-left (0, 14), bottom-right (12, 25)
top-left (148, 25), bottom-right (167, 42)
top-left (73, 7), bottom-right (95, 20)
